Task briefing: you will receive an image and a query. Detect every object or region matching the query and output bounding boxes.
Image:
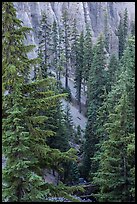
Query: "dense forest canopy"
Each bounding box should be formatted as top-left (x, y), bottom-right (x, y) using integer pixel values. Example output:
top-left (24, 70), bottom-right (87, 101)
top-left (2, 2), bottom-right (135, 202)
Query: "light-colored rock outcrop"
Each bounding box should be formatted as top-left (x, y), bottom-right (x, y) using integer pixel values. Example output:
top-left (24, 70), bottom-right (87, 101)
top-left (13, 2), bottom-right (135, 91)
top-left (14, 2), bottom-right (135, 52)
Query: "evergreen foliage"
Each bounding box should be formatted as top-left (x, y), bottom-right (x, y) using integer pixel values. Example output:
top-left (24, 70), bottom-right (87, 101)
top-left (103, 10), bottom-right (110, 53)
top-left (61, 9), bottom-right (71, 89)
top-left (83, 25), bottom-right (93, 87)
top-left (2, 2), bottom-right (45, 201)
top-left (106, 54), bottom-right (119, 92)
top-left (74, 125), bottom-right (82, 144)
top-left (2, 3), bottom-right (81, 201)
top-left (117, 13), bottom-right (124, 59)
top-left (116, 8), bottom-right (129, 59)
top-left (130, 20), bottom-right (135, 36)
top-left (82, 34), bottom-right (107, 179)
top-left (46, 100), bottom-right (70, 152)
top-left (74, 31), bottom-right (84, 113)
top-left (50, 20), bottom-right (62, 87)
top-left (123, 8), bottom-right (128, 41)
top-left (57, 26), bottom-right (66, 81)
top-left (37, 11), bottom-right (51, 77)
top-left (3, 3), bottom-right (135, 202)
top-left (64, 103), bottom-right (74, 139)
top-left (93, 37), bottom-right (135, 202)
top-left (70, 18), bottom-right (79, 72)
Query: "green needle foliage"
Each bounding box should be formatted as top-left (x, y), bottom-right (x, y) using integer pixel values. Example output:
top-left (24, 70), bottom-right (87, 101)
top-left (2, 2), bottom-right (45, 201)
top-left (70, 18), bottom-right (79, 74)
top-left (74, 31), bottom-right (84, 113)
top-left (130, 20), bottom-right (135, 36)
top-left (83, 24), bottom-right (93, 87)
top-left (50, 20), bottom-right (60, 84)
top-left (61, 9), bottom-right (71, 89)
top-left (82, 34), bottom-right (107, 180)
top-left (116, 8), bottom-right (129, 59)
top-left (93, 36), bottom-right (135, 202)
top-left (103, 10), bottom-right (110, 53)
top-left (37, 11), bottom-right (51, 78)
top-left (2, 2), bottom-right (82, 201)
top-left (106, 54), bottom-right (119, 92)
top-left (3, 3), bottom-right (134, 202)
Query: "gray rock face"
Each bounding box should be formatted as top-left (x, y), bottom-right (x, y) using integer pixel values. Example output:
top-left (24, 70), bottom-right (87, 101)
top-left (14, 2), bottom-right (135, 51)
top-left (13, 2), bottom-right (135, 79)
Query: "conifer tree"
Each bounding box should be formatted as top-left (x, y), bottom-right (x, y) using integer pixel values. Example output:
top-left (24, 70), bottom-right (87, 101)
top-left (82, 34), bottom-right (107, 179)
top-left (62, 9), bottom-right (71, 89)
top-left (93, 54), bottom-right (119, 155)
top-left (38, 11), bottom-right (51, 77)
top-left (63, 160), bottom-right (80, 185)
top-left (123, 8), bottom-right (128, 43)
top-left (57, 26), bottom-right (65, 81)
top-left (117, 13), bottom-right (124, 59)
top-left (83, 24), bottom-right (93, 91)
top-left (70, 18), bottom-right (79, 74)
top-left (50, 20), bottom-right (60, 84)
top-left (35, 47), bottom-right (45, 79)
top-left (93, 37), bottom-right (135, 202)
top-left (50, 25), bottom-right (65, 83)
top-left (2, 2), bottom-right (46, 201)
top-left (2, 3), bottom-right (83, 201)
top-left (74, 31), bottom-right (84, 113)
top-left (106, 54), bottom-right (119, 92)
top-left (74, 125), bottom-right (82, 144)
top-left (130, 20), bottom-right (135, 36)
top-left (46, 100), bottom-right (70, 152)
top-left (64, 103), bottom-right (74, 141)
top-left (116, 8), bottom-right (128, 59)
top-left (104, 10), bottom-right (110, 53)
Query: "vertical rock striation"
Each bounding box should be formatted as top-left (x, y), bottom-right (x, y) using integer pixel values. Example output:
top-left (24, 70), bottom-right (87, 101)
top-left (13, 2), bottom-right (135, 55)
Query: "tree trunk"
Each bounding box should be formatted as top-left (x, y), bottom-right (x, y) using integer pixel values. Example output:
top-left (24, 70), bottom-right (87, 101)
top-left (65, 63), bottom-right (68, 88)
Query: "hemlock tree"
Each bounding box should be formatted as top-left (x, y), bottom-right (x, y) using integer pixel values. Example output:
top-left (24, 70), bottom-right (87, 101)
top-left (93, 37), bottom-right (135, 202)
top-left (74, 31), bottom-right (84, 113)
top-left (82, 34), bottom-right (107, 180)
top-left (2, 3), bottom-right (83, 202)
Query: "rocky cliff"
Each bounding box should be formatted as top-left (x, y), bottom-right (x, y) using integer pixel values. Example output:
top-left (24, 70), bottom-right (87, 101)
top-left (14, 2), bottom-right (135, 57)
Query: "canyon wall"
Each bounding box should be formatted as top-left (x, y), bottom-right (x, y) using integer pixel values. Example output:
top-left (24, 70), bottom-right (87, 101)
top-left (13, 2), bottom-right (135, 62)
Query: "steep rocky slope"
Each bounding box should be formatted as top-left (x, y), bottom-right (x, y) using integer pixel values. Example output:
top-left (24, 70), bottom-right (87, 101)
top-left (14, 2), bottom-right (135, 55)
top-left (12, 2), bottom-right (135, 130)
